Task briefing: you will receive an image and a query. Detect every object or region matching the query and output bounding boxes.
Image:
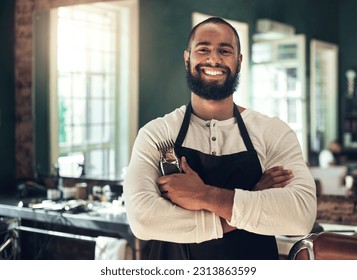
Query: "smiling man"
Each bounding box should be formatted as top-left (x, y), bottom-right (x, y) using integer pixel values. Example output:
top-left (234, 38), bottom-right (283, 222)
top-left (185, 20), bottom-right (240, 101)
top-left (123, 17), bottom-right (317, 260)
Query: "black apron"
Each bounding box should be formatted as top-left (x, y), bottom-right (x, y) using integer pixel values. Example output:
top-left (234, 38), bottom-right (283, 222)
top-left (146, 103), bottom-right (278, 260)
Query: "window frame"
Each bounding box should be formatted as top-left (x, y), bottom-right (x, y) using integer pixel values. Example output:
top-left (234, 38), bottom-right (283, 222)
top-left (33, 1), bottom-right (138, 179)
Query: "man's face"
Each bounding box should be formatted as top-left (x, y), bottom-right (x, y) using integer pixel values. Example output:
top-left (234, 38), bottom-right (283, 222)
top-left (184, 23), bottom-right (242, 100)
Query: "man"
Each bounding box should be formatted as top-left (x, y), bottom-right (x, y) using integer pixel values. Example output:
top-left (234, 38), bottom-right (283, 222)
top-left (123, 17), bottom-right (316, 259)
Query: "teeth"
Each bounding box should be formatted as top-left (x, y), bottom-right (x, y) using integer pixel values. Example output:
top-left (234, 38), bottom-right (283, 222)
top-left (204, 69), bottom-right (224, 76)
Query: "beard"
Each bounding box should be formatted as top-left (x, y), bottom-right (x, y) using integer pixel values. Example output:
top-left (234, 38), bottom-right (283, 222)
top-left (186, 61), bottom-right (240, 101)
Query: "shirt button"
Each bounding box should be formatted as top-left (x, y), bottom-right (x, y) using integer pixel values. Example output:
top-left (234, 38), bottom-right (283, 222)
top-left (206, 123), bottom-right (210, 127)
top-left (212, 151), bottom-right (216, 155)
top-left (212, 137), bottom-right (216, 141)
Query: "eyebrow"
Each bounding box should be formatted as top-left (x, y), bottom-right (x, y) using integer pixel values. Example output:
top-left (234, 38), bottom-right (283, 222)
top-left (194, 41), bottom-right (235, 49)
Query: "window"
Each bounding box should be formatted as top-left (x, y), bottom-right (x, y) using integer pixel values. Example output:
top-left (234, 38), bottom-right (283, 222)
top-left (49, 1), bottom-right (138, 179)
top-left (251, 35), bottom-right (307, 159)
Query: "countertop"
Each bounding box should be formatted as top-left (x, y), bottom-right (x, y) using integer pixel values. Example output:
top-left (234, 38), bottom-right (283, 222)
top-left (0, 195), bottom-right (137, 251)
top-left (2, 194), bottom-right (357, 259)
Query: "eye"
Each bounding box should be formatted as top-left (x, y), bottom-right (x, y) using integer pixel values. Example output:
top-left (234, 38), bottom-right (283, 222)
top-left (219, 49), bottom-right (233, 55)
top-left (197, 48), bottom-right (210, 54)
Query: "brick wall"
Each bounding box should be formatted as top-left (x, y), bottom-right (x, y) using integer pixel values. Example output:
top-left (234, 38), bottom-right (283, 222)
top-left (15, 0), bottom-right (35, 179)
top-left (317, 195), bottom-right (357, 225)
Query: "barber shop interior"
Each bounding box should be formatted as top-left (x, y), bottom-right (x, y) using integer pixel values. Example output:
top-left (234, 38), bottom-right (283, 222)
top-left (1, 0), bottom-right (357, 261)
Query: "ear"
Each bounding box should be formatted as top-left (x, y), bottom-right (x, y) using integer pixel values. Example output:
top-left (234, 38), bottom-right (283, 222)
top-left (237, 53), bottom-right (243, 72)
top-left (238, 53), bottom-right (243, 64)
top-left (184, 50), bottom-right (190, 70)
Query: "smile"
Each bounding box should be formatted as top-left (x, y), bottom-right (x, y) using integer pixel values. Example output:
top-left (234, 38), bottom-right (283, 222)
top-left (202, 68), bottom-right (225, 76)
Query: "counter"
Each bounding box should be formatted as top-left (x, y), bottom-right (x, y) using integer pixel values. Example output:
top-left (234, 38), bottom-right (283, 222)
top-left (2, 195), bottom-right (356, 259)
top-left (0, 195), bottom-right (139, 259)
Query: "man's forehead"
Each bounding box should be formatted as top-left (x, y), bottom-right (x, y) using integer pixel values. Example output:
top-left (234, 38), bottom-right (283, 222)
top-left (192, 23), bottom-right (237, 47)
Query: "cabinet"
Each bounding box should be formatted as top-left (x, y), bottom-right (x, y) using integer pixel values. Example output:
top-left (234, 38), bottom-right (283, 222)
top-left (342, 69), bottom-right (357, 149)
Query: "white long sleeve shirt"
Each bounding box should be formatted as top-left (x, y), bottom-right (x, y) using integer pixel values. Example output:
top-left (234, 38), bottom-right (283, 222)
top-left (123, 105), bottom-right (317, 243)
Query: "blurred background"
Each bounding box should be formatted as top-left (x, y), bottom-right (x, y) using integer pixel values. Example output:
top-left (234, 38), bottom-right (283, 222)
top-left (1, 0), bottom-right (357, 259)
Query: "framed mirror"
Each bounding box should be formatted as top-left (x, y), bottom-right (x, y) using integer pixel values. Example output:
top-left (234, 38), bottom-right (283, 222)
top-left (310, 39), bottom-right (338, 154)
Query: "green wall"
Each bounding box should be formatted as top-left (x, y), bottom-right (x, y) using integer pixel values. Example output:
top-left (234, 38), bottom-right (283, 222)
top-left (338, 0), bottom-right (357, 141)
top-left (0, 0), bottom-right (15, 192)
top-left (138, 0), bottom-right (339, 128)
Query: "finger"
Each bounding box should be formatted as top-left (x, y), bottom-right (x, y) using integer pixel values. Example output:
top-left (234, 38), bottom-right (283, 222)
top-left (253, 183), bottom-right (264, 191)
top-left (274, 170), bottom-right (294, 180)
top-left (257, 170), bottom-right (278, 186)
top-left (266, 168), bottom-right (291, 178)
top-left (161, 191), bottom-right (170, 201)
top-left (267, 169), bottom-right (293, 180)
top-left (269, 173), bottom-right (294, 187)
top-left (159, 183), bottom-right (168, 192)
top-left (157, 175), bottom-right (170, 184)
top-left (258, 167), bottom-right (285, 186)
top-left (254, 170), bottom-right (293, 190)
top-left (157, 171), bottom-right (182, 184)
top-left (255, 177), bottom-right (290, 190)
top-left (159, 183), bottom-right (172, 200)
top-left (180, 156), bottom-right (194, 174)
top-left (271, 178), bottom-right (293, 188)
top-left (256, 174), bottom-right (271, 186)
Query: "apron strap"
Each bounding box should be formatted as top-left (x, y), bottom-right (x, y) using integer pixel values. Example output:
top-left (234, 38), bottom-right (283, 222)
top-left (233, 104), bottom-right (255, 152)
top-left (175, 102), bottom-right (192, 147)
top-left (175, 102), bottom-right (255, 152)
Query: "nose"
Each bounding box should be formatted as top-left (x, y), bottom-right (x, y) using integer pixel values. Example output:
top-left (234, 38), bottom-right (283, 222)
top-left (206, 50), bottom-right (222, 65)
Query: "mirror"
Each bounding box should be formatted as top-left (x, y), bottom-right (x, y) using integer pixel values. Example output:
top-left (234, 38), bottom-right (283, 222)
top-left (251, 28), bottom-right (338, 163)
top-left (33, 0), bottom-right (138, 180)
top-left (310, 39), bottom-right (338, 157)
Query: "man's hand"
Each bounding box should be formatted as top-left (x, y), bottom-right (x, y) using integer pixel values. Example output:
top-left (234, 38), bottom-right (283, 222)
top-left (157, 156), bottom-right (210, 211)
top-left (158, 157), bottom-right (234, 235)
top-left (253, 166), bottom-right (293, 191)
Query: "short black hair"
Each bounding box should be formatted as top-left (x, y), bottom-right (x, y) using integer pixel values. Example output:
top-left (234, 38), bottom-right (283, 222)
top-left (186, 17), bottom-right (241, 53)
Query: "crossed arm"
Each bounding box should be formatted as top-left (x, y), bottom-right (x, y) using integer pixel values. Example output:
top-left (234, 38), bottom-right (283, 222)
top-left (158, 156), bottom-right (293, 233)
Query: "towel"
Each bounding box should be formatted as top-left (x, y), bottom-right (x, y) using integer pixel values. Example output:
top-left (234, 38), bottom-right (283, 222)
top-left (95, 236), bottom-right (132, 260)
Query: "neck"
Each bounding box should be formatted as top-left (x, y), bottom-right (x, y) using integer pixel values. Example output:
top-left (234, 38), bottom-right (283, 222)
top-left (191, 94), bottom-right (235, 121)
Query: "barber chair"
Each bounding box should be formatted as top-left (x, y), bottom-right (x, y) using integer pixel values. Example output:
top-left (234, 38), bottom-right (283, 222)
top-left (0, 217), bottom-right (20, 260)
top-left (288, 232), bottom-right (357, 260)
